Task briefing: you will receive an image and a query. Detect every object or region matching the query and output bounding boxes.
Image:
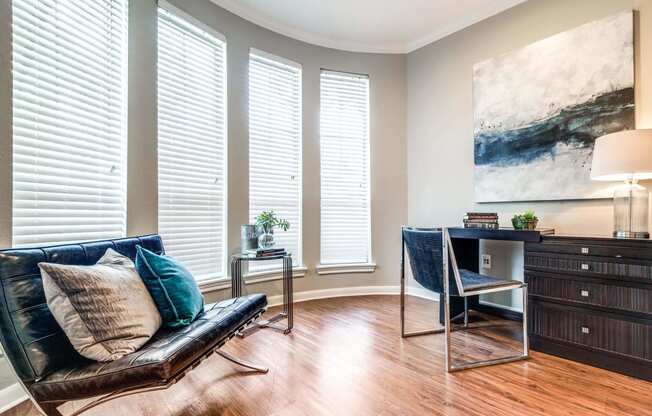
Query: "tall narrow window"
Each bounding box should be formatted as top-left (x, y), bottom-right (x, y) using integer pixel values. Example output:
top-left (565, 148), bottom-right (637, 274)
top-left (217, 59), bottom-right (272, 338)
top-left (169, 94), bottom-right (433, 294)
top-left (249, 49), bottom-right (302, 269)
top-left (320, 70), bottom-right (371, 265)
top-left (157, 4), bottom-right (226, 280)
top-left (12, 0), bottom-right (128, 247)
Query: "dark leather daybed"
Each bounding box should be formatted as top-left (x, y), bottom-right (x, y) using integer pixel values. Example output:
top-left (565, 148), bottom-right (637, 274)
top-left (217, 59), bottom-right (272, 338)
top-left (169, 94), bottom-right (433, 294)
top-left (0, 235), bottom-right (268, 416)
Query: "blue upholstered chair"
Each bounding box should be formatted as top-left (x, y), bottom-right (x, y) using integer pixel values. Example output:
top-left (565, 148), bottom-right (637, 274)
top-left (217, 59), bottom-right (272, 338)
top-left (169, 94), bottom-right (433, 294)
top-left (400, 227), bottom-right (529, 372)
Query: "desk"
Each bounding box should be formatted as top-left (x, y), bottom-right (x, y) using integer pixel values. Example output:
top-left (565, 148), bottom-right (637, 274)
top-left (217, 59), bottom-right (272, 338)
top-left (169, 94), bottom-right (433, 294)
top-left (441, 227), bottom-right (550, 324)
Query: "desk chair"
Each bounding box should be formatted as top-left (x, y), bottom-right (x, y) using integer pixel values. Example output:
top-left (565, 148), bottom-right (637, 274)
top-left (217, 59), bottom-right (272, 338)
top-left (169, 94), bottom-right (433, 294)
top-left (400, 226), bottom-right (529, 372)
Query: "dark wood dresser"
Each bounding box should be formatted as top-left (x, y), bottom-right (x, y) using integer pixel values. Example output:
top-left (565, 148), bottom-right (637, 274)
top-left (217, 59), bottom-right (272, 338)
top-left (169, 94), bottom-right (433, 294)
top-left (525, 235), bottom-right (652, 381)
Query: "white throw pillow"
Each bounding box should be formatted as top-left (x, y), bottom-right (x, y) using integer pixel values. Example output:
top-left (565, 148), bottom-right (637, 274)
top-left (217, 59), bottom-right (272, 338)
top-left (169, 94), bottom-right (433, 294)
top-left (39, 249), bottom-right (162, 362)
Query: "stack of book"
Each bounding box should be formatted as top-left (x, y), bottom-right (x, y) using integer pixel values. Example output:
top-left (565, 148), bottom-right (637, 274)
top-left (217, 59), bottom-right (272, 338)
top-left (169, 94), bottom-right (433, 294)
top-left (463, 212), bottom-right (499, 230)
top-left (246, 248), bottom-right (287, 258)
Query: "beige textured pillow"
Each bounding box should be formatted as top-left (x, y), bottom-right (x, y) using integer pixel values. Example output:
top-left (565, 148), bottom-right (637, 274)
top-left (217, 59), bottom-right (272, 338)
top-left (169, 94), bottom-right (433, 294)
top-left (39, 249), bottom-right (162, 362)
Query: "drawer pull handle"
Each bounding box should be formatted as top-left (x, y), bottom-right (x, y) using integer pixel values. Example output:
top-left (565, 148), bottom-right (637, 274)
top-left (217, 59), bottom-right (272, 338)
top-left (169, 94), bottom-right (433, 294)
top-left (581, 247), bottom-right (589, 254)
top-left (581, 263), bottom-right (590, 271)
top-left (580, 290), bottom-right (589, 297)
top-left (581, 326), bottom-right (590, 334)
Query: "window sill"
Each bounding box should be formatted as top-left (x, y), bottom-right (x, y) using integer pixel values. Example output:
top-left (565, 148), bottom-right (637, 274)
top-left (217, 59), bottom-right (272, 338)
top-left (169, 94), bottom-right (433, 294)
top-left (197, 266), bottom-right (307, 294)
top-left (316, 262), bottom-right (377, 276)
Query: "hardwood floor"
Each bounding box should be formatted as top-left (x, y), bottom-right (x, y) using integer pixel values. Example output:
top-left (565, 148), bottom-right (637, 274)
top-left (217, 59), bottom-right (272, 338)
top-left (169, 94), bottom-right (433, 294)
top-left (9, 295), bottom-right (652, 416)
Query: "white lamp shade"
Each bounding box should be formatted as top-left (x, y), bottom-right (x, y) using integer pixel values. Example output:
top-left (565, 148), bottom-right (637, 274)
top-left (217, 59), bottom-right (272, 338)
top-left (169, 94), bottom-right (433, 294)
top-left (590, 129), bottom-right (652, 181)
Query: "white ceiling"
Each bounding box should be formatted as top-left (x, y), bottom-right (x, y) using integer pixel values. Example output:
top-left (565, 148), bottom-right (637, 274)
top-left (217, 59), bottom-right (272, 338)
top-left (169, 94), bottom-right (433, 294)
top-left (210, 0), bottom-right (528, 53)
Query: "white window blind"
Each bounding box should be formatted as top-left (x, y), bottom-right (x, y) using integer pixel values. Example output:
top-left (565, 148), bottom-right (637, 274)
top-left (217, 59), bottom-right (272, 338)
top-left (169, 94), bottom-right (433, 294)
top-left (157, 4), bottom-right (227, 281)
top-left (12, 0), bottom-right (128, 247)
top-left (320, 70), bottom-right (371, 265)
top-left (249, 49), bottom-right (302, 269)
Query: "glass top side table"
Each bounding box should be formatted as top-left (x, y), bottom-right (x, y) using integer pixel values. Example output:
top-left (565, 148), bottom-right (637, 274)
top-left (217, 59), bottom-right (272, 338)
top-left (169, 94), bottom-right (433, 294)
top-left (230, 253), bottom-right (293, 335)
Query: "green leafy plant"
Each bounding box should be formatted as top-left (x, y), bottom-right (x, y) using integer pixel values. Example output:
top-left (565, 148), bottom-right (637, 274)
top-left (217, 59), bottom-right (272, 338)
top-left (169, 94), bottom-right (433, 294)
top-left (255, 210), bottom-right (290, 234)
top-left (512, 209), bottom-right (539, 230)
top-left (521, 209), bottom-right (537, 222)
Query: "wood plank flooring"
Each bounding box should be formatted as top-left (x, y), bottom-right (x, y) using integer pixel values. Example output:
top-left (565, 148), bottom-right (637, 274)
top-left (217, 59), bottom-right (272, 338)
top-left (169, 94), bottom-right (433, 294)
top-left (9, 295), bottom-right (652, 416)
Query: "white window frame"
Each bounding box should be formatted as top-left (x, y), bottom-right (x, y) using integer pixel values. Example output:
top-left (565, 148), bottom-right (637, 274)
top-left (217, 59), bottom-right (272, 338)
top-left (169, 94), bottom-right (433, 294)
top-left (248, 48), bottom-right (303, 272)
top-left (317, 69), bottom-right (374, 275)
top-left (157, 0), bottom-right (228, 282)
top-left (11, 0), bottom-right (128, 248)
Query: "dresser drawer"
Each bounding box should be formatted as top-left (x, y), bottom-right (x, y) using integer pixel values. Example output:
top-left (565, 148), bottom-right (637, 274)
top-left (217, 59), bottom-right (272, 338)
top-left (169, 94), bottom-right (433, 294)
top-left (529, 301), bottom-right (652, 361)
top-left (527, 273), bottom-right (652, 315)
top-left (525, 252), bottom-right (652, 282)
top-left (526, 239), bottom-right (652, 261)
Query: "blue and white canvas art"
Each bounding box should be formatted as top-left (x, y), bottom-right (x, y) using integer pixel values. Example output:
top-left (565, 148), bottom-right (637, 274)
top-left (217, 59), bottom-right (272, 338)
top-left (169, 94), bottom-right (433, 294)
top-left (473, 11), bottom-right (635, 202)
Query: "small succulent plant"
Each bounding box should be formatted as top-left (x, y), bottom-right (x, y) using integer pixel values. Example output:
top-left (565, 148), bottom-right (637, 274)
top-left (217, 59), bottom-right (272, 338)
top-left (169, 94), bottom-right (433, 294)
top-left (512, 210), bottom-right (539, 230)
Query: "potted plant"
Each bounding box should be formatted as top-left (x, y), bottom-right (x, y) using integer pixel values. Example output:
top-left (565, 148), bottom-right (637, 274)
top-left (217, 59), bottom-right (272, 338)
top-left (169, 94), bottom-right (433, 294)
top-left (255, 210), bottom-right (290, 249)
top-left (512, 209), bottom-right (539, 230)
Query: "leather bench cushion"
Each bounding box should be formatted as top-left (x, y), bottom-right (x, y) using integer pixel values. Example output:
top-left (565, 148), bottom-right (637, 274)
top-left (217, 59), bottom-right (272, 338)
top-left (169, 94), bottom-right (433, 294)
top-left (30, 294), bottom-right (266, 402)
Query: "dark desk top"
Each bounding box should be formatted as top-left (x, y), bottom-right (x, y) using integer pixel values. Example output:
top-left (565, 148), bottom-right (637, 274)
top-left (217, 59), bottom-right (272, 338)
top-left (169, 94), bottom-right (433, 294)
top-left (542, 234), bottom-right (652, 244)
top-left (447, 227), bottom-right (554, 242)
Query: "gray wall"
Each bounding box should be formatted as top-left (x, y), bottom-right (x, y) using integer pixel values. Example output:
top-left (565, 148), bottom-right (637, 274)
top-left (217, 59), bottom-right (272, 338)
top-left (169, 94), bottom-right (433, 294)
top-left (406, 0), bottom-right (652, 308)
top-left (0, 0), bottom-right (407, 303)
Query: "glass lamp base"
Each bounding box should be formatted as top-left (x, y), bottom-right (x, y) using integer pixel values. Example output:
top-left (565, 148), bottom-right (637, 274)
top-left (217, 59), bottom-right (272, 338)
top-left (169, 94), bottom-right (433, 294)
top-left (612, 182), bottom-right (649, 240)
top-left (613, 230), bottom-right (650, 239)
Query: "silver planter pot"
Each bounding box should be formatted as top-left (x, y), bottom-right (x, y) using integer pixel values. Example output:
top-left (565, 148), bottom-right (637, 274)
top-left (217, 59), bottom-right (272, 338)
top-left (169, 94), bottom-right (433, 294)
top-left (240, 224), bottom-right (259, 253)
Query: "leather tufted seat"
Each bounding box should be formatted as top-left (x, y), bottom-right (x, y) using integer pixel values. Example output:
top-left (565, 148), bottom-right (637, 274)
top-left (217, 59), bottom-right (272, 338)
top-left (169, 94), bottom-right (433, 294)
top-left (0, 235), bottom-right (268, 415)
top-left (30, 295), bottom-right (266, 402)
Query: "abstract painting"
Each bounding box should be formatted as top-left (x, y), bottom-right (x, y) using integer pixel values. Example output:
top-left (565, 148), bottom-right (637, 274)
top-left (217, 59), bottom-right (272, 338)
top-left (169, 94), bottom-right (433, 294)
top-left (473, 11), bottom-right (634, 202)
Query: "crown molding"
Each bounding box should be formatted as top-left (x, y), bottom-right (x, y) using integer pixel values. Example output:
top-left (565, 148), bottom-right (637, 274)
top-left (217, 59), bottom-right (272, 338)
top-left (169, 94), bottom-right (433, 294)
top-left (210, 0), bottom-right (528, 54)
top-left (406, 0), bottom-right (529, 52)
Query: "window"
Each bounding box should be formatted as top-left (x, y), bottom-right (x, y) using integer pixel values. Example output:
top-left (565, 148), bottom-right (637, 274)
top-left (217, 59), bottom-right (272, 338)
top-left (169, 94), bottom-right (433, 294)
top-left (157, 3), bottom-right (227, 280)
top-left (248, 49), bottom-right (302, 270)
top-left (12, 0), bottom-right (128, 247)
top-left (320, 70), bottom-right (371, 265)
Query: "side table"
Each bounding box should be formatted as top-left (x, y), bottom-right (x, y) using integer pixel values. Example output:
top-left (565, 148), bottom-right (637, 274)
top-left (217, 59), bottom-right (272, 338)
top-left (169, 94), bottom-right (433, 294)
top-left (230, 253), bottom-right (293, 335)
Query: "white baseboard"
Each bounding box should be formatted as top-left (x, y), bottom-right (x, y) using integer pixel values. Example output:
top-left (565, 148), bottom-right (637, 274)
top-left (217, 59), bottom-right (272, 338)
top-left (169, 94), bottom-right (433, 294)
top-left (404, 286), bottom-right (439, 301)
top-left (265, 285), bottom-right (522, 314)
top-left (0, 383), bottom-right (27, 413)
top-left (266, 285), bottom-right (437, 307)
top-left (478, 300), bottom-right (523, 313)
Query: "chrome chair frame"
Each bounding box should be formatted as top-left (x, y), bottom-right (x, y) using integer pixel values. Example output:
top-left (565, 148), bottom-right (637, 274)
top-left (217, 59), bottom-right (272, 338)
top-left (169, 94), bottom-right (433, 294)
top-left (400, 227), bottom-right (529, 372)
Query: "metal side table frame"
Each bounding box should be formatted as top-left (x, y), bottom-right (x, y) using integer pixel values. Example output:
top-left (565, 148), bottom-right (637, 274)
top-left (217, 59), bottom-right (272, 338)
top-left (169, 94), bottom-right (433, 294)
top-left (231, 253), bottom-right (293, 335)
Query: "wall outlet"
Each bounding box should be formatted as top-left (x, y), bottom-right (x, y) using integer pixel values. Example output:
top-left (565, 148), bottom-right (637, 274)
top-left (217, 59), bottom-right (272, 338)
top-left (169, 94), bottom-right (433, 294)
top-left (481, 254), bottom-right (492, 269)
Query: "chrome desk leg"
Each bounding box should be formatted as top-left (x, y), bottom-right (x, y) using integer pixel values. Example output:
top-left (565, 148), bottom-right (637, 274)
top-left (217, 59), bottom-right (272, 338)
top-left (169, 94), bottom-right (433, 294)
top-left (400, 230), bottom-right (406, 337)
top-left (523, 284), bottom-right (530, 356)
top-left (443, 229), bottom-right (452, 372)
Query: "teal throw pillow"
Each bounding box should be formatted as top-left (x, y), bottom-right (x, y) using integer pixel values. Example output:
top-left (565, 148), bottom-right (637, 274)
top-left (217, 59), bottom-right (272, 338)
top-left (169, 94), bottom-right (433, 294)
top-left (135, 246), bottom-right (204, 328)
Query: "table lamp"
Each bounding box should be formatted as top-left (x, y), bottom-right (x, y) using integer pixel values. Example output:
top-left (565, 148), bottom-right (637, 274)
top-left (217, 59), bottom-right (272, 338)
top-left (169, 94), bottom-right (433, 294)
top-left (590, 129), bottom-right (652, 239)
